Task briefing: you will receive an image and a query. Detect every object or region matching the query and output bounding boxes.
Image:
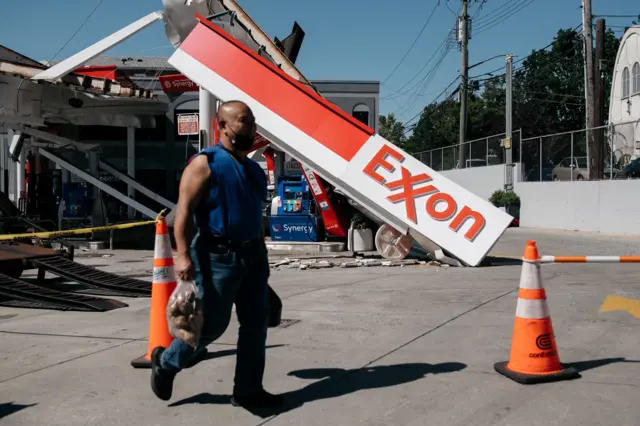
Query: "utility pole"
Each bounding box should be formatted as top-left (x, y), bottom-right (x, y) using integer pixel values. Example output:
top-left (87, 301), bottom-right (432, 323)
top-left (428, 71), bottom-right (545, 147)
top-left (581, 0), bottom-right (597, 180)
top-left (457, 0), bottom-right (469, 169)
top-left (504, 54), bottom-right (514, 191)
top-left (594, 18), bottom-right (606, 179)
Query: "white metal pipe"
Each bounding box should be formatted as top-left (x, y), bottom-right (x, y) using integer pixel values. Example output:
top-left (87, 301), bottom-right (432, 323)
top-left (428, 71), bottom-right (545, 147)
top-left (127, 127), bottom-right (136, 219)
top-left (198, 88), bottom-right (216, 151)
top-left (39, 148), bottom-right (157, 219)
top-left (32, 11), bottom-right (164, 81)
top-left (0, 132), bottom-right (6, 192)
top-left (98, 160), bottom-right (176, 210)
top-left (16, 141), bottom-right (25, 200)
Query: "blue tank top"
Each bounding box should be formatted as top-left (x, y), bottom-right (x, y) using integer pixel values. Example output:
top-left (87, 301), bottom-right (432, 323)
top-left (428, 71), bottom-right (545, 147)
top-left (194, 143), bottom-right (267, 242)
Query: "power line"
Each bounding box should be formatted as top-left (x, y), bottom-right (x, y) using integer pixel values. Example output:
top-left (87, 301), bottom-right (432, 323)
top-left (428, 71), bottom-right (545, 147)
top-left (469, 23), bottom-right (583, 80)
top-left (473, 0), bottom-right (521, 25)
top-left (400, 22), bottom-right (585, 134)
top-left (380, 1), bottom-right (441, 85)
top-left (474, 0), bottom-right (537, 35)
top-left (381, 28), bottom-right (455, 99)
top-left (402, 75), bottom-right (461, 133)
top-left (387, 37), bottom-right (452, 102)
top-left (46, 0), bottom-right (107, 66)
top-left (395, 46), bottom-right (451, 119)
top-left (470, 0), bottom-right (487, 19)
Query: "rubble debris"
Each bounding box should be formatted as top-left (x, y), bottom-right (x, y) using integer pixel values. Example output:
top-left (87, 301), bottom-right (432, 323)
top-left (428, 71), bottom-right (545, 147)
top-left (307, 260), bottom-right (333, 269)
top-left (381, 259), bottom-right (419, 267)
top-left (273, 258), bottom-right (298, 267)
top-left (269, 255), bottom-right (432, 271)
top-left (339, 261), bottom-right (362, 268)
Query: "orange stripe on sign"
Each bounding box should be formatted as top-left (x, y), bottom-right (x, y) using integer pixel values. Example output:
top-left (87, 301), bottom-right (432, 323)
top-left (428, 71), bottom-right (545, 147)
top-left (154, 258), bottom-right (174, 267)
top-left (518, 288), bottom-right (546, 300)
top-left (180, 19), bottom-right (373, 162)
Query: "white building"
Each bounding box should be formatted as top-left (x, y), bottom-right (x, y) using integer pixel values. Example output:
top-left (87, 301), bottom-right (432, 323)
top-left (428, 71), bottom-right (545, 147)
top-left (609, 26), bottom-right (640, 164)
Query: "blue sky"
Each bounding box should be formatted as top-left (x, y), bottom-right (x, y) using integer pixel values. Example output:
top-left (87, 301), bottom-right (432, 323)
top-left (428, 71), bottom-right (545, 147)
top-left (2, 0), bottom-right (637, 125)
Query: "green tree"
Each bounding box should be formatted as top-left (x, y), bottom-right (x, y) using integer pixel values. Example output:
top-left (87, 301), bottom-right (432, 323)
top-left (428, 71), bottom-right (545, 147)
top-left (404, 26), bottom-right (621, 170)
top-left (378, 113), bottom-right (406, 146)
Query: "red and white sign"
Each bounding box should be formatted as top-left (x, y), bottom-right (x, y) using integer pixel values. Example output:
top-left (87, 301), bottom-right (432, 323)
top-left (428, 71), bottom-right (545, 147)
top-left (168, 16), bottom-right (512, 266)
top-left (177, 113), bottom-right (199, 135)
top-left (159, 73), bottom-right (199, 93)
top-left (337, 136), bottom-right (513, 265)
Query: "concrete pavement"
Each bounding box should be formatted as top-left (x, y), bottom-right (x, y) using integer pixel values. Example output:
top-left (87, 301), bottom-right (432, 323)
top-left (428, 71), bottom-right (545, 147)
top-left (1, 228), bottom-right (639, 425)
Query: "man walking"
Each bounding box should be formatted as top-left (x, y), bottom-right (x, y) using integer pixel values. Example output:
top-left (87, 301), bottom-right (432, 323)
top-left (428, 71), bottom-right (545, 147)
top-left (150, 100), bottom-right (283, 409)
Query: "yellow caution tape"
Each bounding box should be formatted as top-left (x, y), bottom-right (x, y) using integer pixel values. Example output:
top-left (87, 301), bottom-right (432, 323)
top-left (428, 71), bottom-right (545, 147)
top-left (0, 209), bottom-right (169, 242)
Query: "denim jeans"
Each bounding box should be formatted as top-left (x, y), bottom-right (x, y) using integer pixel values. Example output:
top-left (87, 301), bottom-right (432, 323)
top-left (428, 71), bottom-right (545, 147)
top-left (160, 233), bottom-right (270, 396)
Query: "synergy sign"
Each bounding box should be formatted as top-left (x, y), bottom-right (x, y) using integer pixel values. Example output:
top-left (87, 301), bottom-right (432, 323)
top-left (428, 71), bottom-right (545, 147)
top-left (159, 73), bottom-right (199, 93)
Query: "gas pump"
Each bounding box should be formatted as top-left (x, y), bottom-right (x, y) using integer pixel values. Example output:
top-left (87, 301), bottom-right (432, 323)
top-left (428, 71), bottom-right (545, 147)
top-left (268, 175), bottom-right (323, 242)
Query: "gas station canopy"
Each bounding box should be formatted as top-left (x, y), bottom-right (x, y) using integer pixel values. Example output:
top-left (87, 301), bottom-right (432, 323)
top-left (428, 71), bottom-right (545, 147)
top-left (0, 46), bottom-right (166, 129)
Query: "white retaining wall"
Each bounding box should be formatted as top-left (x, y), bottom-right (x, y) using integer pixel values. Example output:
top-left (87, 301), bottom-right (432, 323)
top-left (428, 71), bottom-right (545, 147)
top-left (440, 161), bottom-right (640, 235)
top-left (514, 179), bottom-right (640, 235)
top-left (440, 164), bottom-right (519, 201)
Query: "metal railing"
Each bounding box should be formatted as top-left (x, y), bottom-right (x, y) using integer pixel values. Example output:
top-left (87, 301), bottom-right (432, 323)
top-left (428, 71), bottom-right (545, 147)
top-left (519, 119), bottom-right (640, 182)
top-left (411, 130), bottom-right (523, 172)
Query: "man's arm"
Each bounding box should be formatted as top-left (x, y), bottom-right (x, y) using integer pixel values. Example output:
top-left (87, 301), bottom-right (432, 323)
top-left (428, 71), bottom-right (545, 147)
top-left (174, 155), bottom-right (210, 258)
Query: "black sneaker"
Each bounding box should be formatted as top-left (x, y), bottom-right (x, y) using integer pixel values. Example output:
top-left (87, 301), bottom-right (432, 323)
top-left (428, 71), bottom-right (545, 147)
top-left (231, 389), bottom-right (284, 409)
top-left (150, 347), bottom-right (176, 401)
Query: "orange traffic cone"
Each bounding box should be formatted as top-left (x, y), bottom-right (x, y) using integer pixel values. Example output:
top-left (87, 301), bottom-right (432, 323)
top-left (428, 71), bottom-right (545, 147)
top-left (131, 217), bottom-right (177, 368)
top-left (494, 240), bottom-right (580, 384)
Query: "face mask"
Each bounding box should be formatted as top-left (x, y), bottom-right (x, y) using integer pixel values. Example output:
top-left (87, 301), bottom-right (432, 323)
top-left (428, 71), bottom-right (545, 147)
top-left (232, 133), bottom-right (255, 151)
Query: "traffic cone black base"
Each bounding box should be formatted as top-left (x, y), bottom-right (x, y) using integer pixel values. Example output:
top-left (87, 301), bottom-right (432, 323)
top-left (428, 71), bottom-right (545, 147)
top-left (494, 361), bottom-right (580, 385)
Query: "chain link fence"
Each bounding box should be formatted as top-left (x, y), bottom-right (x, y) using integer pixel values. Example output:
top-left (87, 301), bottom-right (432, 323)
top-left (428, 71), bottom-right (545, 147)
top-left (411, 131), bottom-right (523, 172)
top-left (519, 119), bottom-right (640, 182)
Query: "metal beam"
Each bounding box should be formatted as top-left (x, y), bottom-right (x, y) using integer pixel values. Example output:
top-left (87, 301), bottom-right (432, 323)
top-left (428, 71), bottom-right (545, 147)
top-left (98, 160), bottom-right (176, 211)
top-left (221, 0), bottom-right (309, 84)
top-left (16, 126), bottom-right (100, 152)
top-left (31, 11), bottom-right (164, 81)
top-left (39, 148), bottom-right (158, 219)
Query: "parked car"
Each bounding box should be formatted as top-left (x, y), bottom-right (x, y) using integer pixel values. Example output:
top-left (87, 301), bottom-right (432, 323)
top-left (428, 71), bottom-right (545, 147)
top-left (552, 156), bottom-right (621, 181)
top-left (525, 161), bottom-right (554, 181)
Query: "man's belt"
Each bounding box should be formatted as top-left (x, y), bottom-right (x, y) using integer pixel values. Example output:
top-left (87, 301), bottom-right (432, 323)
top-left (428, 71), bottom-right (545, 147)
top-left (200, 234), bottom-right (262, 251)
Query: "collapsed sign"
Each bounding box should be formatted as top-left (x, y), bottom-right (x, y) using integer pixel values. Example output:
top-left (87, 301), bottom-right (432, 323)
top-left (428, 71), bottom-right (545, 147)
top-left (177, 113), bottom-right (199, 135)
top-left (168, 16), bottom-right (513, 266)
top-left (339, 135), bottom-right (512, 265)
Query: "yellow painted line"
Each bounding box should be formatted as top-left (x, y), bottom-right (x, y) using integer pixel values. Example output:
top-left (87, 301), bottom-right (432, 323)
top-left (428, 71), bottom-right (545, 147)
top-left (599, 295), bottom-right (640, 319)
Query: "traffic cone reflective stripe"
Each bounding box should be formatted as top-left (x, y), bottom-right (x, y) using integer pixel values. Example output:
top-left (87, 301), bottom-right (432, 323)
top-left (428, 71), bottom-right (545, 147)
top-left (494, 240), bottom-right (580, 384)
top-left (130, 218), bottom-right (177, 369)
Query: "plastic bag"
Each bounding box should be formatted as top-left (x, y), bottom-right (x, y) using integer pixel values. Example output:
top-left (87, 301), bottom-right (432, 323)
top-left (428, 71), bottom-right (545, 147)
top-left (166, 279), bottom-right (204, 348)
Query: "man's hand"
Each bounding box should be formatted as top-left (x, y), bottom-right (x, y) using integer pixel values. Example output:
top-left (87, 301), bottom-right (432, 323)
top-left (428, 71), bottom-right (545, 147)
top-left (175, 253), bottom-right (194, 281)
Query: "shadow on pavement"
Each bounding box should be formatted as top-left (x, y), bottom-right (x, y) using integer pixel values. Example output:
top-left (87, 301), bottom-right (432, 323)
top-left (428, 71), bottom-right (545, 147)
top-left (169, 361), bottom-right (467, 418)
top-left (564, 357), bottom-right (639, 373)
top-left (188, 344), bottom-right (287, 368)
top-left (483, 256), bottom-right (523, 267)
top-left (0, 402), bottom-right (38, 420)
